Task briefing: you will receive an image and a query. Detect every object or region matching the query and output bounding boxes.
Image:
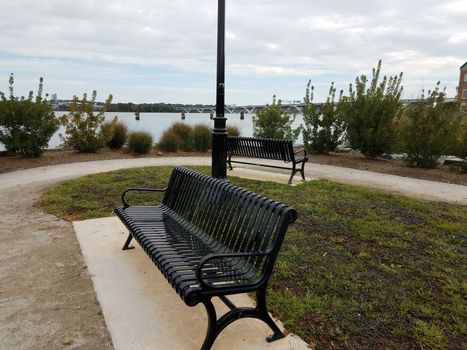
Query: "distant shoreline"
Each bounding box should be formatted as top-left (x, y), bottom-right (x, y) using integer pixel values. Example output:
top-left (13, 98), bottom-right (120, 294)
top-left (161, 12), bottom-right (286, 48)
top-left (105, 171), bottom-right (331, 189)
top-left (51, 101), bottom-right (212, 113)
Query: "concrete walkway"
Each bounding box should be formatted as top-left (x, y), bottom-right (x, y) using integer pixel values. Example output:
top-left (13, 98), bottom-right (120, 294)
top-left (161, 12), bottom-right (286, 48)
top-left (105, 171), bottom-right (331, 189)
top-left (0, 156), bottom-right (465, 204)
top-left (0, 157), bottom-right (465, 349)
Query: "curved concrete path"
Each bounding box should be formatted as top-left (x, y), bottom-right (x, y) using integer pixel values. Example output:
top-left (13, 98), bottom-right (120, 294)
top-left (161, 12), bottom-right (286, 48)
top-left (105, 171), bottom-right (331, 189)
top-left (0, 156), bottom-right (465, 204)
top-left (0, 157), bottom-right (465, 349)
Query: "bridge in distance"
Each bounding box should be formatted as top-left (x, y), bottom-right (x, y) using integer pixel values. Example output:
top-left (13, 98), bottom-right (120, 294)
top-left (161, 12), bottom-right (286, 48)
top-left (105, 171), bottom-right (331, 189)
top-left (178, 98), bottom-right (456, 114)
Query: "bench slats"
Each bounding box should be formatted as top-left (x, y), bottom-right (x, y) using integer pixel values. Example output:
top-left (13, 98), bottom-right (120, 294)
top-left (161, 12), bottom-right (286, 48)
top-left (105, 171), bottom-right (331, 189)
top-left (226, 136), bottom-right (308, 184)
top-left (115, 166), bottom-right (297, 307)
top-left (227, 137), bottom-right (293, 161)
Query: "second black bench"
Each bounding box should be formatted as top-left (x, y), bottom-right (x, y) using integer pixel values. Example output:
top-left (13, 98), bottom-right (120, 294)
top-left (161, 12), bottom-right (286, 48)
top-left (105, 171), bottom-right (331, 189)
top-left (114, 166), bottom-right (297, 350)
top-left (226, 136), bottom-right (308, 184)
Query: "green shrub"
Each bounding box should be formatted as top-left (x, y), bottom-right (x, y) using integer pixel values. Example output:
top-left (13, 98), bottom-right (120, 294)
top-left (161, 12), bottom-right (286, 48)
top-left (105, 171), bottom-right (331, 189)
top-left (0, 74), bottom-right (58, 157)
top-left (192, 124), bottom-right (211, 152)
top-left (227, 124), bottom-right (241, 137)
top-left (101, 116), bottom-right (127, 150)
top-left (157, 130), bottom-right (179, 152)
top-left (340, 60), bottom-right (403, 158)
top-left (399, 82), bottom-right (460, 168)
top-left (452, 114), bottom-right (467, 160)
top-left (169, 122), bottom-right (193, 151)
top-left (127, 131), bottom-right (153, 154)
top-left (253, 95), bottom-right (301, 141)
top-left (59, 91), bottom-right (111, 153)
top-left (110, 121), bottom-right (128, 150)
top-left (101, 118), bottom-right (116, 145)
top-left (302, 81), bottom-right (344, 153)
top-left (156, 122), bottom-right (197, 152)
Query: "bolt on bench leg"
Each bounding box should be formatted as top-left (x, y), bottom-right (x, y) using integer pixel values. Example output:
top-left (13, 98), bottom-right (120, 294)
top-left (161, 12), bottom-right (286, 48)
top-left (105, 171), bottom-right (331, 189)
top-left (122, 233), bottom-right (135, 250)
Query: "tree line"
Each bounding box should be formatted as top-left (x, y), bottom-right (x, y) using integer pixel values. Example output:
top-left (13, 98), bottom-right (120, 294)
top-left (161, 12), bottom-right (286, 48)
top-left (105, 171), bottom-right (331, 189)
top-left (106, 102), bottom-right (178, 113)
top-left (54, 102), bottom-right (180, 113)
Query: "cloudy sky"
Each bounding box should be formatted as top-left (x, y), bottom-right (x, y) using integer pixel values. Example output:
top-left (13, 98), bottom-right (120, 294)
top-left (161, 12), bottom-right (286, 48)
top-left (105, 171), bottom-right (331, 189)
top-left (0, 0), bottom-right (465, 104)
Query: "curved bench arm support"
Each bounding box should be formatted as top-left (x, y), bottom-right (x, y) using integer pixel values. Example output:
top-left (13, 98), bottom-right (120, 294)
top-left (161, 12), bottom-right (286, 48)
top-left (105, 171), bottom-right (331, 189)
top-left (196, 251), bottom-right (270, 289)
top-left (121, 187), bottom-right (167, 207)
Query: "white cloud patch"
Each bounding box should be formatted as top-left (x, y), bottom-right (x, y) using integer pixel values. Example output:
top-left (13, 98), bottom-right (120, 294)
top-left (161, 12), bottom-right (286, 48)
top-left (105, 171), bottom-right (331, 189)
top-left (449, 33), bottom-right (467, 44)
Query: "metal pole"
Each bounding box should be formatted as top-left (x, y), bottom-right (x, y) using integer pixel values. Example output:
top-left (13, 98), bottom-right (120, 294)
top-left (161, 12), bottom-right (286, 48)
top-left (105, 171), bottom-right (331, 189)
top-left (212, 0), bottom-right (227, 179)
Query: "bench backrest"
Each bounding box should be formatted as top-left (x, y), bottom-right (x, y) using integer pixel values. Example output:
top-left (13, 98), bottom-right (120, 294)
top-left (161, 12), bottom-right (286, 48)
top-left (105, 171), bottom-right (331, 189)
top-left (227, 136), bottom-right (295, 162)
top-left (162, 166), bottom-right (297, 287)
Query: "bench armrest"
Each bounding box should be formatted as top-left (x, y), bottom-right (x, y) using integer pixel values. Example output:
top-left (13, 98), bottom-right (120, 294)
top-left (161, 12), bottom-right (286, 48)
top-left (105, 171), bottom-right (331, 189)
top-left (121, 187), bottom-right (167, 207)
top-left (294, 148), bottom-right (307, 157)
top-left (196, 251), bottom-right (270, 289)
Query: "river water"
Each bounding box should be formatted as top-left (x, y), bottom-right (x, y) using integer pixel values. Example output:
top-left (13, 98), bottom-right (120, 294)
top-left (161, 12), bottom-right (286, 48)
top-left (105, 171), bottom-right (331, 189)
top-left (1, 112), bottom-right (305, 151)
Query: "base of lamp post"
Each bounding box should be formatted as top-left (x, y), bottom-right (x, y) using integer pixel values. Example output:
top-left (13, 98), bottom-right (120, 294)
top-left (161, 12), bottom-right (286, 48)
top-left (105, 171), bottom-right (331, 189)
top-left (212, 115), bottom-right (227, 179)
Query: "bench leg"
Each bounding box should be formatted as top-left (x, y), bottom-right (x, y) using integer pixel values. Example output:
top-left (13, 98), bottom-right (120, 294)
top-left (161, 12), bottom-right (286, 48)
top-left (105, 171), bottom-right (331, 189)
top-left (288, 165), bottom-right (297, 185)
top-left (300, 161), bottom-right (306, 181)
top-left (256, 286), bottom-right (285, 342)
top-left (227, 155), bottom-right (233, 170)
top-left (201, 299), bottom-right (218, 350)
top-left (200, 290), bottom-right (284, 350)
top-left (289, 162), bottom-right (306, 184)
top-left (122, 233), bottom-right (135, 250)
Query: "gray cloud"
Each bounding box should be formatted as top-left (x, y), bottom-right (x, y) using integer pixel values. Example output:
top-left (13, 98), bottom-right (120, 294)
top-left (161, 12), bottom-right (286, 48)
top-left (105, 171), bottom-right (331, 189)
top-left (0, 0), bottom-right (465, 103)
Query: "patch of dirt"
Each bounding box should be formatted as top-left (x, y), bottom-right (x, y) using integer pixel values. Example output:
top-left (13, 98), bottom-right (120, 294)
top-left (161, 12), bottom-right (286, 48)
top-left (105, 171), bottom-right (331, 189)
top-left (64, 213), bottom-right (82, 222)
top-left (310, 153), bottom-right (466, 186)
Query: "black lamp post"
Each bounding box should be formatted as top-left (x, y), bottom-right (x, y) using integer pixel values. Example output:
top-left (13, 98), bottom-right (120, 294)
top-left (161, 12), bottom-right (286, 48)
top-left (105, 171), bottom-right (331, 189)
top-left (211, 0), bottom-right (227, 179)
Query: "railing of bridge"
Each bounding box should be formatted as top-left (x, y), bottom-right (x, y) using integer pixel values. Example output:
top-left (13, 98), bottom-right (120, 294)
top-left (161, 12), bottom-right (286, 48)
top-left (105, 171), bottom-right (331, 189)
top-left (176, 98), bottom-right (457, 114)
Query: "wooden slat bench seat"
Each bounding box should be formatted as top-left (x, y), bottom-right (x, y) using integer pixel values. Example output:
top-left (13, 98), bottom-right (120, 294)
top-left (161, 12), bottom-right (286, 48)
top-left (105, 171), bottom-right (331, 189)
top-left (114, 166), bottom-right (297, 350)
top-left (226, 136), bottom-right (308, 184)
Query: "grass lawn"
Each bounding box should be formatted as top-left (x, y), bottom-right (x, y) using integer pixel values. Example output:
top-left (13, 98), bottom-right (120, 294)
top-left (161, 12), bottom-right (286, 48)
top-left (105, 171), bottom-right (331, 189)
top-left (40, 166), bottom-right (467, 349)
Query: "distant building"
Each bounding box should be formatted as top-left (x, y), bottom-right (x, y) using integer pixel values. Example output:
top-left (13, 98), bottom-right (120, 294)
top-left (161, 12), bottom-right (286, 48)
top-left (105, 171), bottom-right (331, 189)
top-left (51, 93), bottom-right (58, 103)
top-left (459, 62), bottom-right (467, 111)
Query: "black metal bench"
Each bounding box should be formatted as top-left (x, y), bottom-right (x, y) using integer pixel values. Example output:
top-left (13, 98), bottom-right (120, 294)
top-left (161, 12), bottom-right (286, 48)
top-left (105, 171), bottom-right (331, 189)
top-left (114, 166), bottom-right (297, 350)
top-left (226, 136), bottom-right (308, 184)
